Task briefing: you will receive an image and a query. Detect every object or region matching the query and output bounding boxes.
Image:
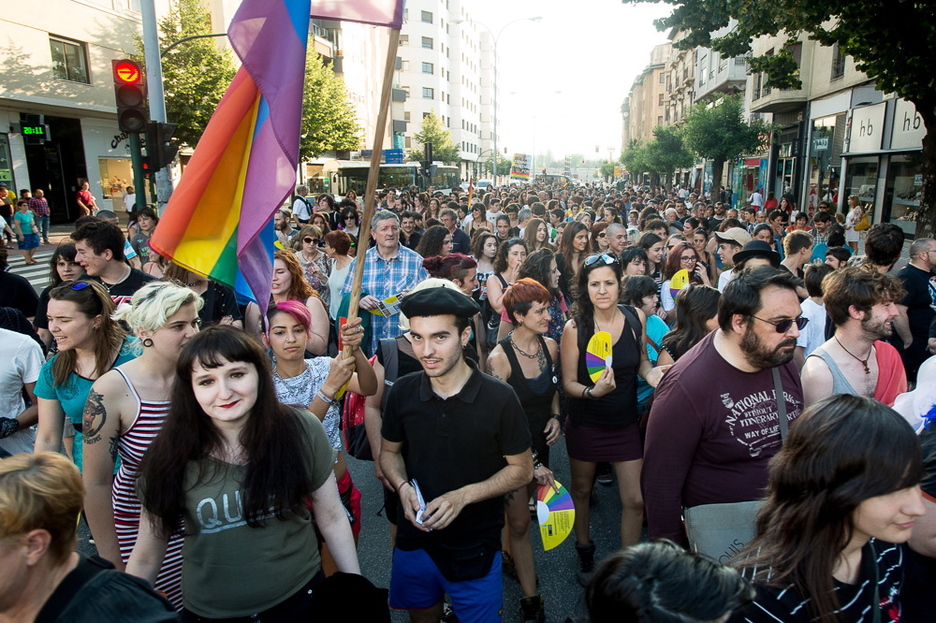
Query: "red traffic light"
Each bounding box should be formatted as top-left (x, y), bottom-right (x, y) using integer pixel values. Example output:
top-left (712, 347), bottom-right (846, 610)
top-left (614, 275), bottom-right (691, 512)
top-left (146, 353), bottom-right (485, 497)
top-left (114, 60), bottom-right (142, 84)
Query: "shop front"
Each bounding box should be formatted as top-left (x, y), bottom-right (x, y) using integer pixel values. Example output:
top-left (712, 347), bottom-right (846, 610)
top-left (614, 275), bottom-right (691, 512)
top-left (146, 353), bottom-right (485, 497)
top-left (841, 98), bottom-right (925, 237)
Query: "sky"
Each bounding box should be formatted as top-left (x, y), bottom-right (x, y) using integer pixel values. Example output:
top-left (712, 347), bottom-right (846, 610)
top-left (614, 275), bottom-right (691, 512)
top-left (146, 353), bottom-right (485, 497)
top-left (469, 0), bottom-right (673, 161)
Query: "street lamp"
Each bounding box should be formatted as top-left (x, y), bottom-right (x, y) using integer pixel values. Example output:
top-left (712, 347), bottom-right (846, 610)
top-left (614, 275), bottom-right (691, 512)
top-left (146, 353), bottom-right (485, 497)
top-left (451, 16), bottom-right (541, 186)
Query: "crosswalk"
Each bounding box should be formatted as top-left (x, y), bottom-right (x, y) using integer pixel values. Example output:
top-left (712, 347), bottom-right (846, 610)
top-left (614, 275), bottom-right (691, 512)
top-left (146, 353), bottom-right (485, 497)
top-left (6, 249), bottom-right (55, 293)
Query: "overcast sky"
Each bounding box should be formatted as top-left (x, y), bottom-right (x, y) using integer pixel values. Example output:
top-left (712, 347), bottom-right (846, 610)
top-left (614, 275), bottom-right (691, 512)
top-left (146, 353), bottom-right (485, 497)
top-left (470, 0), bottom-right (673, 161)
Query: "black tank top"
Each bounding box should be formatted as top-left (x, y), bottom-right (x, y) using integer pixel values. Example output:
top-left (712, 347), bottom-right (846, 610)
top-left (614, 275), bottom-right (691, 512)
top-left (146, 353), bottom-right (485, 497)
top-left (498, 335), bottom-right (556, 452)
top-left (570, 305), bottom-right (640, 429)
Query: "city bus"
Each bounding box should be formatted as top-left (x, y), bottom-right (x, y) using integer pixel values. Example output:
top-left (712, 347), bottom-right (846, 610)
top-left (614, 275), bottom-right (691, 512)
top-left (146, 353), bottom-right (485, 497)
top-left (331, 162), bottom-right (460, 196)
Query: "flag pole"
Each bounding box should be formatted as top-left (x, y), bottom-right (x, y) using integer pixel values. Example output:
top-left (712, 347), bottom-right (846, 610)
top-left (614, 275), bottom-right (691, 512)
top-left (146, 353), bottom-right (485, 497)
top-left (342, 27), bottom-right (400, 356)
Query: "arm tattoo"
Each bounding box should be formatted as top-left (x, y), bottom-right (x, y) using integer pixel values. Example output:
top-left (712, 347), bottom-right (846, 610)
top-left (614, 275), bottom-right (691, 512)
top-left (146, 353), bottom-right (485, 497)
top-left (485, 360), bottom-right (506, 382)
top-left (83, 389), bottom-right (107, 444)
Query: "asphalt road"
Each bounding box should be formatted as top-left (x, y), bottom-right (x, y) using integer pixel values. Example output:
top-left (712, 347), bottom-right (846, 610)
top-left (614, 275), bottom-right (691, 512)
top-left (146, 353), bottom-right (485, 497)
top-left (76, 433), bottom-right (633, 622)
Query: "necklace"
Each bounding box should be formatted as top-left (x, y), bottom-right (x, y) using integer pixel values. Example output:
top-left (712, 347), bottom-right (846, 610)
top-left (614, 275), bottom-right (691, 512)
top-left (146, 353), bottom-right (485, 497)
top-left (510, 336), bottom-right (539, 359)
top-left (834, 336), bottom-right (872, 374)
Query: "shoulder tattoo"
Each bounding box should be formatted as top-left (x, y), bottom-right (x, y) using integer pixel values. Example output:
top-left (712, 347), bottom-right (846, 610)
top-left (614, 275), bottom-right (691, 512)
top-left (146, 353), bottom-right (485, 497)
top-left (83, 389), bottom-right (107, 443)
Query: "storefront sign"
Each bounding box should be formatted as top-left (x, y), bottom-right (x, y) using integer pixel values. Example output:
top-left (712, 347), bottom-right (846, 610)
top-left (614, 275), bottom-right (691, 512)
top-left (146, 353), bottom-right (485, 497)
top-left (814, 137), bottom-right (829, 151)
top-left (848, 102), bottom-right (886, 153)
top-left (891, 99), bottom-right (925, 151)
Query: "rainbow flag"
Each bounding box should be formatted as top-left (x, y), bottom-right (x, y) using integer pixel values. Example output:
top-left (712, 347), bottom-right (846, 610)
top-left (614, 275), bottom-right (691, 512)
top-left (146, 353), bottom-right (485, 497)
top-left (151, 0), bottom-right (404, 305)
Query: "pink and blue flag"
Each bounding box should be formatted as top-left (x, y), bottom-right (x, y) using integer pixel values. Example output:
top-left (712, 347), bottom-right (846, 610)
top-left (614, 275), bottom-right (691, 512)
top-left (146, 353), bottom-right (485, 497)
top-left (151, 0), bottom-right (404, 306)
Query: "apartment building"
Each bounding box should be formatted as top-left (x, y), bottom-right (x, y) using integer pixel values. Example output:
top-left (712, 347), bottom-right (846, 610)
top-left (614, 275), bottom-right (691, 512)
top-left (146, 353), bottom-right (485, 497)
top-left (620, 43), bottom-right (670, 149)
top-left (749, 33), bottom-right (925, 235)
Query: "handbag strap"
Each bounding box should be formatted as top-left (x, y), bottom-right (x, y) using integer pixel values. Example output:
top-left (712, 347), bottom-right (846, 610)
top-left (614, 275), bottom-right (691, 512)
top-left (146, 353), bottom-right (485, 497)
top-left (771, 366), bottom-right (788, 443)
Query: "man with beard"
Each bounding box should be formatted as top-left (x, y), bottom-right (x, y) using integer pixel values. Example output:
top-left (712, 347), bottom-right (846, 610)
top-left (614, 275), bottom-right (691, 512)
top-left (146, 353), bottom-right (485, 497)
top-left (800, 267), bottom-right (907, 407)
top-left (642, 267), bottom-right (804, 545)
top-left (380, 286), bottom-right (532, 623)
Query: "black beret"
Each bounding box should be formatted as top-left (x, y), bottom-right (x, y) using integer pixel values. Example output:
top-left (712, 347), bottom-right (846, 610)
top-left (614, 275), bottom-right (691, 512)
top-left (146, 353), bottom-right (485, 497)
top-left (400, 286), bottom-right (480, 318)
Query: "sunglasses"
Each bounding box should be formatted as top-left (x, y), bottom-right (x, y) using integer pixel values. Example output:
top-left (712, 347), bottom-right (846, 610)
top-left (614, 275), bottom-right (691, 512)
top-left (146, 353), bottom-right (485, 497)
top-left (71, 281), bottom-right (91, 290)
top-left (751, 315), bottom-right (809, 334)
top-left (584, 253), bottom-right (619, 267)
top-left (303, 237), bottom-right (321, 244)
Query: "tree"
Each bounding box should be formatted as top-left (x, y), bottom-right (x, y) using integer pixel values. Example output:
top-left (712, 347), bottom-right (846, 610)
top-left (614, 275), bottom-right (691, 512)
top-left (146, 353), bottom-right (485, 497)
top-left (681, 96), bottom-right (772, 196)
top-left (406, 111), bottom-right (459, 164)
top-left (599, 161), bottom-right (616, 179)
top-left (151, 0), bottom-right (236, 148)
top-left (624, 0), bottom-right (936, 232)
top-left (299, 50), bottom-right (362, 161)
top-left (621, 127), bottom-right (695, 188)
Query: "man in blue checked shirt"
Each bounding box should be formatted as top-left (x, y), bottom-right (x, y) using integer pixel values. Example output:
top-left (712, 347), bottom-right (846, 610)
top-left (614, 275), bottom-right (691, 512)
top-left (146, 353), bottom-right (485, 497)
top-left (342, 210), bottom-right (428, 354)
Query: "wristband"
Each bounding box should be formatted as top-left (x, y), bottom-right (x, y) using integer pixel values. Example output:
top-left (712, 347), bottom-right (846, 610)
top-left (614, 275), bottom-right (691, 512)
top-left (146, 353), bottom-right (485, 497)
top-left (550, 413), bottom-right (561, 420)
top-left (397, 481), bottom-right (410, 494)
top-left (315, 389), bottom-right (337, 406)
top-left (585, 386), bottom-right (594, 400)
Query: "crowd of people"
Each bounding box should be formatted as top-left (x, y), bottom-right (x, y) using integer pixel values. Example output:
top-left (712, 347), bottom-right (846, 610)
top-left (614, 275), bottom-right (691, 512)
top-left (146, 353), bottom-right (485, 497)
top-left (0, 179), bottom-right (935, 623)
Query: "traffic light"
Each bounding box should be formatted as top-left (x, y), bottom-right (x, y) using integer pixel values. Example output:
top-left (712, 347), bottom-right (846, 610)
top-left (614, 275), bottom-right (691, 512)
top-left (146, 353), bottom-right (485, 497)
top-left (113, 59), bottom-right (148, 133)
top-left (145, 121), bottom-right (179, 172)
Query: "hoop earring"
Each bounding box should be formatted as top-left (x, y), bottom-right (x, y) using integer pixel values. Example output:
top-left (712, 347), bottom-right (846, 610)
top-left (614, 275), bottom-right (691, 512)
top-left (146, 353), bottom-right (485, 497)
top-left (142, 338), bottom-right (154, 348)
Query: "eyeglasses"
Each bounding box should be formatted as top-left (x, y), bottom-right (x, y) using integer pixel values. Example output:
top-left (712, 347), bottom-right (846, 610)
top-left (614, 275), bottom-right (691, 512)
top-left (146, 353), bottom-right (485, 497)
top-left (680, 255), bottom-right (698, 263)
top-left (751, 315), bottom-right (809, 334)
top-left (584, 253), bottom-right (619, 267)
top-left (303, 237), bottom-right (320, 244)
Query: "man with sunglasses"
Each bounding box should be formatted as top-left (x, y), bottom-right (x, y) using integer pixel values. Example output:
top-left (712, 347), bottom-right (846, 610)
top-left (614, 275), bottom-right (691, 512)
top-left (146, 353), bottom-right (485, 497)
top-left (642, 267), bottom-right (804, 546)
top-left (800, 267), bottom-right (907, 408)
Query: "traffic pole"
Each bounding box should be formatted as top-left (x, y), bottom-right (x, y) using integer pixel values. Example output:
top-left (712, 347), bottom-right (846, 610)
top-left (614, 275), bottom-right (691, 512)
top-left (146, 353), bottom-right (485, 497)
top-left (140, 0), bottom-right (173, 213)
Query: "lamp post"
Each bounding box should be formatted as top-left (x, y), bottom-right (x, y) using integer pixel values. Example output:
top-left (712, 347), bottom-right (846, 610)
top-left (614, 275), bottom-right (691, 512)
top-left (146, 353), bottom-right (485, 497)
top-left (451, 16), bottom-right (540, 186)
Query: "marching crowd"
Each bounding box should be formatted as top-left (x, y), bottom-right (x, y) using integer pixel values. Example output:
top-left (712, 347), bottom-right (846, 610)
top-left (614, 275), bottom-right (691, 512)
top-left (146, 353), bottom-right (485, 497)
top-left (0, 180), bottom-right (935, 622)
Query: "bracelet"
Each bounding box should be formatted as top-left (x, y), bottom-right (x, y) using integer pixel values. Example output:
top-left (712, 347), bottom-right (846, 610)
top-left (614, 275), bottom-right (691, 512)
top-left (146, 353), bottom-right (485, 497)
top-left (531, 450), bottom-right (539, 462)
top-left (550, 413), bottom-right (561, 420)
top-left (533, 462), bottom-right (544, 470)
top-left (397, 481), bottom-right (410, 494)
top-left (585, 386), bottom-right (594, 400)
top-left (315, 389), bottom-right (337, 406)
top-left (581, 386), bottom-right (589, 400)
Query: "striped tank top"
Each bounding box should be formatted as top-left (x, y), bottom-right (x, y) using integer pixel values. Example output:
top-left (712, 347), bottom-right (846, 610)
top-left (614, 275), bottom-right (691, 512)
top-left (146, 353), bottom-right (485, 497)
top-left (111, 368), bottom-right (184, 609)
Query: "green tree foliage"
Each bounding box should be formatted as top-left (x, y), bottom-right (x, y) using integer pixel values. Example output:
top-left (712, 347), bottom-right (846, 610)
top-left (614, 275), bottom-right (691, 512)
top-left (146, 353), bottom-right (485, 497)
top-left (682, 96), bottom-right (772, 194)
top-left (407, 111), bottom-right (459, 164)
top-left (300, 50), bottom-right (362, 160)
top-left (621, 127), bottom-right (694, 188)
top-left (624, 0), bottom-right (936, 231)
top-left (154, 0), bottom-right (235, 148)
top-left (599, 161), bottom-right (616, 179)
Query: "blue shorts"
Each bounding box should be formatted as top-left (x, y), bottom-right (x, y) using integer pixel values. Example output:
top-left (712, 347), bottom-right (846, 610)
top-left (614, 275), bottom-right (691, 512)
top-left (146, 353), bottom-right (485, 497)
top-left (389, 547), bottom-right (503, 623)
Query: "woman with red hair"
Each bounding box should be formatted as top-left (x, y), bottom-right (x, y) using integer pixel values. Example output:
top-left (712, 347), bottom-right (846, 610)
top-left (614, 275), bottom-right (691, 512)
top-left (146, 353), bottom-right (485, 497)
top-left (659, 241), bottom-right (711, 325)
top-left (485, 278), bottom-right (561, 623)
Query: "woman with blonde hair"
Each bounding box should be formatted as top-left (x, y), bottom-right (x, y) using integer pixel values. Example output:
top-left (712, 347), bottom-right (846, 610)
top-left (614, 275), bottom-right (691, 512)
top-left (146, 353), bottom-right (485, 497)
top-left (82, 281), bottom-right (202, 607)
top-left (0, 453), bottom-right (177, 622)
top-left (524, 217), bottom-right (552, 252)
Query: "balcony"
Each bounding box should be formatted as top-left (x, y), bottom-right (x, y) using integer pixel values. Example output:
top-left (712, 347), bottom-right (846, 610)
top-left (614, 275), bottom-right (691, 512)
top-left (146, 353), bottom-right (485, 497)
top-left (751, 86), bottom-right (808, 114)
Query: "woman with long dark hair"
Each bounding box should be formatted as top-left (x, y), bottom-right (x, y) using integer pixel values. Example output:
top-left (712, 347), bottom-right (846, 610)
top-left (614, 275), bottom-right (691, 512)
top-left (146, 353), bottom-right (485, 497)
top-left (127, 326), bottom-right (360, 619)
top-left (33, 243), bottom-right (82, 349)
top-left (655, 285), bottom-right (720, 367)
top-left (638, 232), bottom-right (665, 287)
top-left (555, 221), bottom-right (589, 300)
top-left (734, 395), bottom-right (924, 622)
top-left (415, 224), bottom-right (453, 259)
top-left (560, 254), bottom-right (664, 581)
top-left (524, 217), bottom-right (552, 252)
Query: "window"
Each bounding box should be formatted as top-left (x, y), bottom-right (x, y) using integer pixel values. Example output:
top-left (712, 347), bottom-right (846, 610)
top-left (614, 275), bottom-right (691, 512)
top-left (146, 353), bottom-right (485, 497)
top-left (421, 10), bottom-right (433, 23)
top-left (422, 62), bottom-right (433, 74)
top-left (658, 116), bottom-right (663, 126)
top-left (658, 93), bottom-right (664, 106)
top-left (400, 60), bottom-right (409, 71)
top-left (422, 87), bottom-right (434, 99)
top-left (50, 37), bottom-right (89, 83)
top-left (399, 34), bottom-right (409, 45)
top-left (422, 36), bottom-right (433, 49)
top-left (831, 43), bottom-right (846, 80)
top-left (659, 71), bottom-right (665, 83)
top-left (404, 111), bottom-right (411, 122)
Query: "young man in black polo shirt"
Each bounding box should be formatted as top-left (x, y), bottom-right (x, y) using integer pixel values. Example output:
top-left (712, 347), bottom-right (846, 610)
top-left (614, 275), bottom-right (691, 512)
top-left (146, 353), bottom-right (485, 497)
top-left (380, 287), bottom-right (532, 623)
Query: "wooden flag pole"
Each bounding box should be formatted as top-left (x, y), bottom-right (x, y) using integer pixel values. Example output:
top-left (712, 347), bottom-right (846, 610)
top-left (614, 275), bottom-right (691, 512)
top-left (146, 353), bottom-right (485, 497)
top-left (342, 27), bottom-right (400, 357)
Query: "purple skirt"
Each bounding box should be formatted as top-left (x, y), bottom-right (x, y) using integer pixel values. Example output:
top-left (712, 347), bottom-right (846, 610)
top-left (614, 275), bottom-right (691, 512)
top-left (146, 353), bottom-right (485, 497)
top-left (565, 417), bottom-right (642, 463)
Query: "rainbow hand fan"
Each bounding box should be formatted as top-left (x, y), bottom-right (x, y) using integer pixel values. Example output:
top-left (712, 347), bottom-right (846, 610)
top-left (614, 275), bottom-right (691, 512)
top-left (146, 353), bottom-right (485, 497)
top-left (536, 480), bottom-right (575, 551)
top-left (669, 268), bottom-right (691, 298)
top-left (586, 331), bottom-right (612, 382)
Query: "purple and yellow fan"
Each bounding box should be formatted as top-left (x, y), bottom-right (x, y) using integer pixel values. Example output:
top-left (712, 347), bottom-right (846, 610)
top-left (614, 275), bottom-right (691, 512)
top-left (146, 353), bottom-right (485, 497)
top-left (536, 480), bottom-right (575, 550)
top-left (586, 331), bottom-right (612, 382)
top-left (669, 268), bottom-right (691, 299)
